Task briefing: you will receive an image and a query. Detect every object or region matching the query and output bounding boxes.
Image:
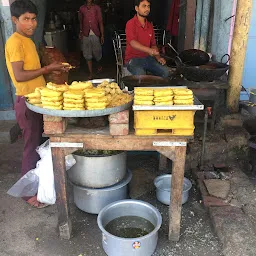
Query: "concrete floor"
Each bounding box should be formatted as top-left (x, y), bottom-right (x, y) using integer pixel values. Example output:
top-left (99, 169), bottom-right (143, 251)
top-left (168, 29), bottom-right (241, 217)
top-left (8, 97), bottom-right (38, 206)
top-left (0, 139), bottom-right (222, 256)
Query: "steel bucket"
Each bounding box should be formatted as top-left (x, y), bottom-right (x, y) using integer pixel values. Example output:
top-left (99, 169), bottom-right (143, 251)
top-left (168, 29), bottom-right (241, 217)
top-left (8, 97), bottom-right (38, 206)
top-left (154, 174), bottom-right (192, 205)
top-left (68, 151), bottom-right (127, 188)
top-left (97, 199), bottom-right (162, 256)
top-left (71, 170), bottom-right (132, 214)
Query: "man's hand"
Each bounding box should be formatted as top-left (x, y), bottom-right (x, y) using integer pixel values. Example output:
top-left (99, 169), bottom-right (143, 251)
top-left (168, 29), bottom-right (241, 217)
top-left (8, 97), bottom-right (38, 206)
top-left (155, 56), bottom-right (166, 66)
top-left (100, 35), bottom-right (104, 45)
top-left (149, 48), bottom-right (159, 57)
top-left (47, 62), bottom-right (69, 73)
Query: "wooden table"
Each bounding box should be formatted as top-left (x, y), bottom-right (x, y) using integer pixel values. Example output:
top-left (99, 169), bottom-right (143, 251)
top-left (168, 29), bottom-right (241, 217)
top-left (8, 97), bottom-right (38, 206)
top-left (48, 125), bottom-right (190, 242)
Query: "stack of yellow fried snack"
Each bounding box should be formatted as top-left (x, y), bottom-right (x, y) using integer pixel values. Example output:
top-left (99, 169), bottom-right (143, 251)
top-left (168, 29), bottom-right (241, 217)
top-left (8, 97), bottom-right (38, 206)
top-left (40, 88), bottom-right (64, 110)
top-left (134, 88), bottom-right (154, 105)
top-left (69, 81), bottom-right (93, 90)
top-left (108, 93), bottom-right (133, 108)
top-left (153, 88), bottom-right (174, 105)
top-left (85, 88), bottom-right (107, 110)
top-left (97, 81), bottom-right (123, 103)
top-left (63, 90), bottom-right (85, 110)
top-left (46, 82), bottom-right (69, 92)
top-left (25, 87), bottom-right (43, 107)
top-left (173, 89), bottom-right (194, 105)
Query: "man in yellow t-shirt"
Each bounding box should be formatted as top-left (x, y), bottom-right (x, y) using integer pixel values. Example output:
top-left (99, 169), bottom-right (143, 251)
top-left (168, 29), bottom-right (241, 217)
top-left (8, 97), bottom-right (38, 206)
top-left (5, 0), bottom-right (68, 208)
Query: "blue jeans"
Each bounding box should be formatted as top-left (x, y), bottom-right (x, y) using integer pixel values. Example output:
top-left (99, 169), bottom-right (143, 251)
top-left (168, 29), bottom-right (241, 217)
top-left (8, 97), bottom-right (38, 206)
top-left (126, 56), bottom-right (169, 78)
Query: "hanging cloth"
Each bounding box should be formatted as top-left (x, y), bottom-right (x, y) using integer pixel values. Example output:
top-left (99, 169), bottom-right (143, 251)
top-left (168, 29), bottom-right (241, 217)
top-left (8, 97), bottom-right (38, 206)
top-left (166, 0), bottom-right (180, 37)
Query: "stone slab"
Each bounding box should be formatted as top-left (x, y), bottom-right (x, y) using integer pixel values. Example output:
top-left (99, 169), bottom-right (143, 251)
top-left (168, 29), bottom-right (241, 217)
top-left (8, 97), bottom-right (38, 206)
top-left (204, 179), bottom-right (230, 199)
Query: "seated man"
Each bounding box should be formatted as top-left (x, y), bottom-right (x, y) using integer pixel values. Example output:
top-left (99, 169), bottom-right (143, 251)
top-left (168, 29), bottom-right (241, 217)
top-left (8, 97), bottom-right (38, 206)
top-left (125, 0), bottom-right (169, 78)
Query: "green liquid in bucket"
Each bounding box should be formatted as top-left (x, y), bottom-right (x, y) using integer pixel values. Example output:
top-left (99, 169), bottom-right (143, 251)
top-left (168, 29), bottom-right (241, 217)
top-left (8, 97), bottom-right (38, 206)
top-left (104, 216), bottom-right (155, 238)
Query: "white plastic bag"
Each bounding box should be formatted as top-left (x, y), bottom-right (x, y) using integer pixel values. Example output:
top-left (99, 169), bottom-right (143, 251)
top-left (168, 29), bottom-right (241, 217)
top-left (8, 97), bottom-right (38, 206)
top-left (7, 168), bottom-right (40, 197)
top-left (7, 140), bottom-right (76, 204)
top-left (36, 140), bottom-right (56, 205)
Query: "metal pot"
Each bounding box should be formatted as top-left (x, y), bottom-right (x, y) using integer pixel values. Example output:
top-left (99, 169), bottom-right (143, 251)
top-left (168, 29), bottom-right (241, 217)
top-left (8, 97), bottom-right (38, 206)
top-left (68, 151), bottom-right (127, 188)
top-left (175, 57), bottom-right (229, 82)
top-left (122, 75), bottom-right (170, 91)
top-left (71, 170), bottom-right (132, 214)
top-left (97, 199), bottom-right (162, 256)
top-left (154, 174), bottom-right (192, 205)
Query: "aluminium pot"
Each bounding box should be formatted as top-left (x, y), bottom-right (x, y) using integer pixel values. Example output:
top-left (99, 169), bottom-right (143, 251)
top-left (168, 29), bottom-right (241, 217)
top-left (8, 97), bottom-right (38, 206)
top-left (68, 151), bottom-right (127, 188)
top-left (154, 174), bottom-right (192, 205)
top-left (71, 169), bottom-right (132, 214)
top-left (97, 199), bottom-right (162, 256)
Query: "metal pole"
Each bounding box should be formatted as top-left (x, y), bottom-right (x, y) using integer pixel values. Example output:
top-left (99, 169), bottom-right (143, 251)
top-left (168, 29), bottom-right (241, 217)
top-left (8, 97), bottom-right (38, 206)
top-left (194, 0), bottom-right (203, 49)
top-left (227, 0), bottom-right (253, 113)
top-left (199, 0), bottom-right (211, 51)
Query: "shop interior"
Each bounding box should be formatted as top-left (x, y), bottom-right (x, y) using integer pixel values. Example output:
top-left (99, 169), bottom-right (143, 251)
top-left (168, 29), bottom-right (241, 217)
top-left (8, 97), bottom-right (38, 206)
top-left (42, 0), bottom-right (174, 78)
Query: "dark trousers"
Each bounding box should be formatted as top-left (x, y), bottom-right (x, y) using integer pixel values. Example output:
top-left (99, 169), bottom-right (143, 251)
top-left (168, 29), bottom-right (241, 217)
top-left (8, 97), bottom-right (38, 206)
top-left (15, 96), bottom-right (43, 177)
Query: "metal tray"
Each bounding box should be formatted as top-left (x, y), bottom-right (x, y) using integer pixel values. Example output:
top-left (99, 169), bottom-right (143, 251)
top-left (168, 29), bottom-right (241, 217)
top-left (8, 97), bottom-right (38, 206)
top-left (26, 100), bottom-right (133, 117)
top-left (132, 86), bottom-right (204, 111)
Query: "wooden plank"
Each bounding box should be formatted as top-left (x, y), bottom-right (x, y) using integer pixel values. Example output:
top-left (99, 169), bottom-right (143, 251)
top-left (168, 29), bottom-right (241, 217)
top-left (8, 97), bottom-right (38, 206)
top-left (184, 0), bottom-right (196, 50)
top-left (50, 135), bottom-right (188, 151)
top-left (169, 146), bottom-right (186, 241)
top-left (51, 147), bottom-right (72, 239)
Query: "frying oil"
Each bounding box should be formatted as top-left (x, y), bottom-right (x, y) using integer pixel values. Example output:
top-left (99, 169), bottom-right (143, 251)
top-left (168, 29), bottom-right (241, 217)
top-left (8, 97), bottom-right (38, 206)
top-left (104, 216), bottom-right (155, 238)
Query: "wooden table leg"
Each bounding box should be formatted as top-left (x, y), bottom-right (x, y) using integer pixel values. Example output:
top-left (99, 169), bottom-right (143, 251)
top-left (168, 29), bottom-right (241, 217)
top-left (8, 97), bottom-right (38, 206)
top-left (52, 147), bottom-right (72, 239)
top-left (159, 154), bottom-right (169, 172)
top-left (169, 146), bottom-right (186, 241)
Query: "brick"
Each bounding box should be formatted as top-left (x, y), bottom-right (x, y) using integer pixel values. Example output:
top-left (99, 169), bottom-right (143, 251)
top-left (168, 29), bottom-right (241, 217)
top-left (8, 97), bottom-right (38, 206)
top-left (108, 110), bottom-right (129, 124)
top-left (202, 196), bottom-right (229, 208)
top-left (43, 115), bottom-right (63, 122)
top-left (197, 179), bottom-right (209, 197)
top-left (109, 123), bottom-right (129, 136)
top-left (44, 119), bottom-right (67, 134)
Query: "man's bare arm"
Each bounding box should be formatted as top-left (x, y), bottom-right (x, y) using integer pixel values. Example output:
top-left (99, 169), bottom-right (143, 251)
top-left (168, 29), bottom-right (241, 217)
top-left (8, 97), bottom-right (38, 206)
top-left (130, 40), bottom-right (159, 56)
top-left (11, 61), bottom-right (66, 82)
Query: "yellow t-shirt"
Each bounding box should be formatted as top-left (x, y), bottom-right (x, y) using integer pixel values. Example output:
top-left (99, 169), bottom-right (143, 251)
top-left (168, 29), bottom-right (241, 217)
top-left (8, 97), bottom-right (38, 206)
top-left (5, 32), bottom-right (46, 96)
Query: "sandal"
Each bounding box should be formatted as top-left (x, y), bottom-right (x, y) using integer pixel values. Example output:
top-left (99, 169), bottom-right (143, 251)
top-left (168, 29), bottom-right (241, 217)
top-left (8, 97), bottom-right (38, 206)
top-left (26, 195), bottom-right (49, 209)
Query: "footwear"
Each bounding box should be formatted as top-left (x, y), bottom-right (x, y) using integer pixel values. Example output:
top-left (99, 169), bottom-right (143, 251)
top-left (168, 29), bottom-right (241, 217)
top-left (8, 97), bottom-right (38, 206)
top-left (26, 195), bottom-right (49, 209)
top-left (88, 73), bottom-right (93, 80)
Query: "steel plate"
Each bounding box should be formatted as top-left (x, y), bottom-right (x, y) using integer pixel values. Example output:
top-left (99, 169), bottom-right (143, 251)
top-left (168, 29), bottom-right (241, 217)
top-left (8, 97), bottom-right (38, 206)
top-left (26, 100), bottom-right (133, 117)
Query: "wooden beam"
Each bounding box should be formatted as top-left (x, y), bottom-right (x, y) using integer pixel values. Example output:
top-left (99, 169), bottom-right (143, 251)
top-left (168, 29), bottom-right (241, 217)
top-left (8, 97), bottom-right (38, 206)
top-left (184, 0), bottom-right (196, 50)
top-left (227, 0), bottom-right (253, 112)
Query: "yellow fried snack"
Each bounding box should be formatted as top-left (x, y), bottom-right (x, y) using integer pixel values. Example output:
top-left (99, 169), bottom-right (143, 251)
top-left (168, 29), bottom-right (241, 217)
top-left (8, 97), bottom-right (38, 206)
top-left (69, 81), bottom-right (93, 90)
top-left (173, 89), bottom-right (193, 96)
top-left (110, 82), bottom-right (119, 88)
top-left (35, 87), bottom-right (45, 93)
top-left (154, 95), bottom-right (173, 102)
top-left (63, 107), bottom-right (85, 110)
top-left (154, 101), bottom-right (174, 105)
top-left (43, 105), bottom-right (63, 110)
top-left (85, 102), bottom-right (107, 109)
top-left (46, 82), bottom-right (69, 92)
top-left (174, 100), bottom-right (194, 105)
top-left (134, 100), bottom-right (154, 105)
top-left (86, 96), bottom-right (108, 103)
top-left (28, 98), bottom-right (41, 104)
top-left (63, 98), bottom-right (84, 104)
top-left (174, 95), bottom-right (194, 100)
top-left (87, 106), bottom-right (106, 110)
top-left (85, 88), bottom-right (105, 98)
top-left (63, 90), bottom-right (84, 99)
top-left (154, 88), bottom-right (173, 97)
top-left (40, 88), bottom-right (63, 97)
top-left (25, 91), bottom-right (41, 98)
top-left (134, 87), bottom-right (154, 96)
top-left (63, 102), bottom-right (85, 108)
top-left (134, 95), bottom-right (154, 101)
top-left (42, 101), bottom-right (63, 107)
top-left (34, 103), bottom-right (43, 107)
top-left (41, 96), bottom-right (63, 102)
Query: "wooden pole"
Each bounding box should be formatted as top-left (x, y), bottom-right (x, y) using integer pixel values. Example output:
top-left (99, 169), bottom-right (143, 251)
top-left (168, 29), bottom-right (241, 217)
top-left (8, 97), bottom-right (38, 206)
top-left (227, 0), bottom-right (253, 113)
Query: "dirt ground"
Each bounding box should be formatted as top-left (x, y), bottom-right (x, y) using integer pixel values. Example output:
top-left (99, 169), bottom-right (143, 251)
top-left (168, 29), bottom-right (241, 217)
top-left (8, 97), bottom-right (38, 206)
top-left (0, 139), bottom-right (222, 256)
